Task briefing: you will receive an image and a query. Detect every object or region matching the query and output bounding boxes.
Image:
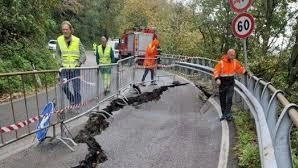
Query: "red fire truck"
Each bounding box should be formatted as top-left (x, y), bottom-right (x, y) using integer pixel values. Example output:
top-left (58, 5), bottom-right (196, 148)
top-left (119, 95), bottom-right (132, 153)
top-left (118, 27), bottom-right (158, 59)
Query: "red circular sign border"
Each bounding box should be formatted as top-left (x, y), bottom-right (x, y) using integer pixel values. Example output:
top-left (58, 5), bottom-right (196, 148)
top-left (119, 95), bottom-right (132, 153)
top-left (231, 13), bottom-right (255, 39)
top-left (228, 0), bottom-right (254, 13)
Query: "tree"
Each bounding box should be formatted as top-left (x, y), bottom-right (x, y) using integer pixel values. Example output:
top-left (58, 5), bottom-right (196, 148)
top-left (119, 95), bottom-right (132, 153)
top-left (288, 21), bottom-right (298, 89)
top-left (0, 0), bottom-right (58, 72)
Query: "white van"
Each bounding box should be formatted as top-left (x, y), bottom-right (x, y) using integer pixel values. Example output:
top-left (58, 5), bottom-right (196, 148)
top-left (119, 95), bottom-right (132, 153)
top-left (48, 40), bottom-right (57, 51)
top-left (107, 40), bottom-right (120, 61)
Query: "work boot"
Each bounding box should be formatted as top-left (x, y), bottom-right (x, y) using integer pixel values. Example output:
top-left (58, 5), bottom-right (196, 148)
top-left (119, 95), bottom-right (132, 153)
top-left (219, 116), bottom-right (226, 121)
top-left (151, 81), bottom-right (157, 85)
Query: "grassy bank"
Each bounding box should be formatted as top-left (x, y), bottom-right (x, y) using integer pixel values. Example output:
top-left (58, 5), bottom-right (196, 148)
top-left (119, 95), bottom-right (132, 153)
top-left (233, 109), bottom-right (261, 168)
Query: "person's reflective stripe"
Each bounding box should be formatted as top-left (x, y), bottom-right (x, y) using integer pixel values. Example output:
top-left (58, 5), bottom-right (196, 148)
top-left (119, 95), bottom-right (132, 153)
top-left (220, 74), bottom-right (235, 77)
top-left (61, 51), bottom-right (80, 55)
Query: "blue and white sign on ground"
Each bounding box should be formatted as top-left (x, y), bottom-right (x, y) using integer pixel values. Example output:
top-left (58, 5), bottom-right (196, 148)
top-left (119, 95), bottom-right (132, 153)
top-left (35, 102), bottom-right (54, 141)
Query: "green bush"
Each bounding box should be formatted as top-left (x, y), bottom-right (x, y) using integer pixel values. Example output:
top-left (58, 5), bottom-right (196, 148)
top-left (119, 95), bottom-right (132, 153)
top-left (291, 128), bottom-right (298, 168)
top-left (234, 110), bottom-right (261, 168)
top-left (0, 43), bottom-right (58, 94)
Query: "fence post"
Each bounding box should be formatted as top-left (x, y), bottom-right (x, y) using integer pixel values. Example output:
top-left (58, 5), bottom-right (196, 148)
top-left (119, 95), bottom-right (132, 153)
top-left (96, 65), bottom-right (100, 110)
top-left (58, 70), bottom-right (66, 137)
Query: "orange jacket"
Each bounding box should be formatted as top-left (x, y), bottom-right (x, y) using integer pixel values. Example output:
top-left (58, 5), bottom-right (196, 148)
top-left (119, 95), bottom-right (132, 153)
top-left (213, 55), bottom-right (246, 79)
top-left (143, 40), bottom-right (159, 68)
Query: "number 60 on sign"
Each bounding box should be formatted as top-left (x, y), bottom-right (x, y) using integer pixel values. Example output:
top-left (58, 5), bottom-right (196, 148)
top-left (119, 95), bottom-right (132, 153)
top-left (231, 13), bottom-right (255, 39)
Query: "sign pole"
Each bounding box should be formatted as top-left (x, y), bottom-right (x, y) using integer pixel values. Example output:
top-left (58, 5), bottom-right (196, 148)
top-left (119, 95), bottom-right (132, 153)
top-left (243, 39), bottom-right (249, 70)
top-left (229, 0), bottom-right (254, 71)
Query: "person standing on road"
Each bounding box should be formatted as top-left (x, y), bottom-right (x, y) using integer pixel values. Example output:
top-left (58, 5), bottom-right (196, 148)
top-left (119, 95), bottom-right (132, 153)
top-left (213, 49), bottom-right (250, 121)
top-left (96, 35), bottom-right (115, 95)
top-left (56, 21), bottom-right (86, 105)
top-left (140, 38), bottom-right (159, 86)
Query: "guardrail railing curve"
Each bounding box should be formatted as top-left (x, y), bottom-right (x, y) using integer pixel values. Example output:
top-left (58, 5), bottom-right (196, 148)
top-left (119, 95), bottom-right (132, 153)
top-left (159, 54), bottom-right (298, 168)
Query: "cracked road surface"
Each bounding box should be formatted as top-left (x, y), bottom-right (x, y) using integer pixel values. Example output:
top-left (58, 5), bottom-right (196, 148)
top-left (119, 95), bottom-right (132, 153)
top-left (97, 83), bottom-right (221, 168)
top-left (0, 78), bottom-right (222, 168)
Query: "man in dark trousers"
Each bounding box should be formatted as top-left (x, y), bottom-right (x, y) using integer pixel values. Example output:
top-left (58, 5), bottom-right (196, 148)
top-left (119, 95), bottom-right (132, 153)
top-left (213, 49), bottom-right (250, 121)
top-left (56, 21), bottom-right (86, 105)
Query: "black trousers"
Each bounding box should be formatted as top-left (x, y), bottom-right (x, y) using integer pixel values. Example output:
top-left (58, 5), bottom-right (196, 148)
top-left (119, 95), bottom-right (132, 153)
top-left (219, 84), bottom-right (234, 117)
top-left (60, 69), bottom-right (81, 105)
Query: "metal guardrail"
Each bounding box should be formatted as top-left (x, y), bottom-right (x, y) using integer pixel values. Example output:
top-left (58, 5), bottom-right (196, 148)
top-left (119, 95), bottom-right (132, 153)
top-left (159, 54), bottom-right (297, 168)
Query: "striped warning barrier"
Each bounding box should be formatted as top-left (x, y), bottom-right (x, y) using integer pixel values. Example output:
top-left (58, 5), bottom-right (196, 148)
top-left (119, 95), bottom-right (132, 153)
top-left (0, 76), bottom-right (98, 134)
top-left (0, 116), bottom-right (39, 133)
top-left (0, 97), bottom-right (97, 133)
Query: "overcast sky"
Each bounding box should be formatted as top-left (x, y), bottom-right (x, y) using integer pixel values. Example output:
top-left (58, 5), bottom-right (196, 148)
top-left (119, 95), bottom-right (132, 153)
top-left (269, 2), bottom-right (298, 51)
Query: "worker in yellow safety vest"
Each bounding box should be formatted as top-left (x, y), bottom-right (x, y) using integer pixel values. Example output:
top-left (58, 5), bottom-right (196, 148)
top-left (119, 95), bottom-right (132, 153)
top-left (96, 35), bottom-right (115, 95)
top-left (93, 42), bottom-right (97, 55)
top-left (56, 21), bottom-right (86, 105)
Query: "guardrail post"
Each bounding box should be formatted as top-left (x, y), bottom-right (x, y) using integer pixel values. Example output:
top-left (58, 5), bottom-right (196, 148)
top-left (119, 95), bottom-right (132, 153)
top-left (266, 92), bottom-right (280, 138)
top-left (116, 62), bottom-right (120, 96)
top-left (132, 57), bottom-right (136, 84)
top-left (254, 79), bottom-right (262, 102)
top-left (260, 83), bottom-right (271, 115)
top-left (190, 57), bottom-right (194, 76)
top-left (238, 76), bottom-right (248, 110)
top-left (248, 77), bottom-right (255, 93)
top-left (203, 59), bottom-right (208, 82)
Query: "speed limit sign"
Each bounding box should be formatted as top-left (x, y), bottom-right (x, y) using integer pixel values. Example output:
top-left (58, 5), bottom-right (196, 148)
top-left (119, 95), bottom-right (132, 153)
top-left (231, 13), bottom-right (254, 39)
top-left (229, 0), bottom-right (254, 13)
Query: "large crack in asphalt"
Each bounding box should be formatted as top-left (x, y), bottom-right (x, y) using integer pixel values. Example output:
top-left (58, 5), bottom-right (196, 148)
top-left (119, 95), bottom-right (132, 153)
top-left (195, 84), bottom-right (212, 98)
top-left (194, 84), bottom-right (215, 114)
top-left (71, 81), bottom-right (189, 168)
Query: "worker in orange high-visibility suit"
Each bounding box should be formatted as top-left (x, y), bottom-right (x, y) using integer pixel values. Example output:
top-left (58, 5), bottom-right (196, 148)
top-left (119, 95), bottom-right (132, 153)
top-left (213, 49), bottom-right (251, 121)
top-left (140, 38), bottom-right (159, 86)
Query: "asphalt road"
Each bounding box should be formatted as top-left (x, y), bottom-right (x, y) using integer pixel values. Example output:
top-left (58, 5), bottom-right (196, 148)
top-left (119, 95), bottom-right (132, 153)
top-left (0, 74), bottom-right (222, 168)
top-left (97, 83), bottom-right (221, 168)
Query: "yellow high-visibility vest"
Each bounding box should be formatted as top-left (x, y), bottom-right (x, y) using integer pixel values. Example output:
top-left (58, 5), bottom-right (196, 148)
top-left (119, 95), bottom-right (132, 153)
top-left (98, 45), bottom-right (111, 64)
top-left (57, 35), bottom-right (80, 68)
